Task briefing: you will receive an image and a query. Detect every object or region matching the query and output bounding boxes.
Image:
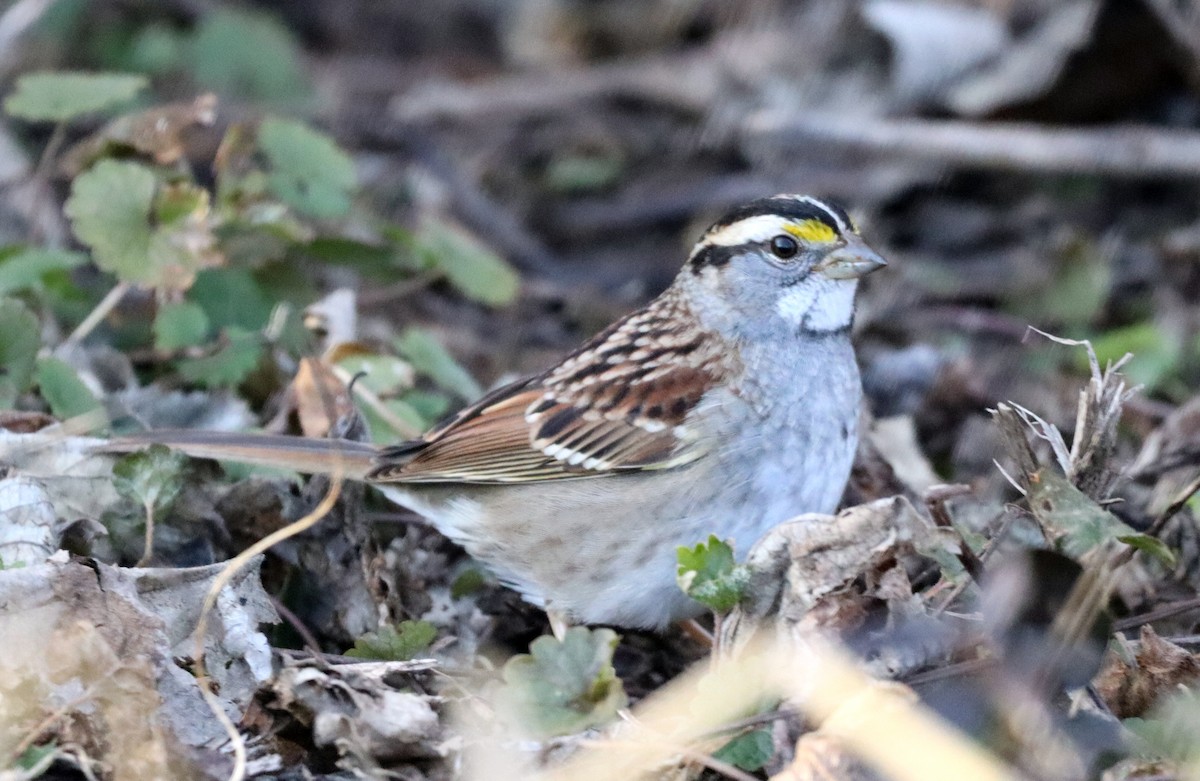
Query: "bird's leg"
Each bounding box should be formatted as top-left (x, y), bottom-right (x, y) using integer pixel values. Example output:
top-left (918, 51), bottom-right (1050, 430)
top-left (547, 608), bottom-right (570, 641)
top-left (677, 617), bottom-right (714, 648)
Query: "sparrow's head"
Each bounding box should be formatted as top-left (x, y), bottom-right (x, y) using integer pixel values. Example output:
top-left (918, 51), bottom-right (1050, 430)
top-left (683, 194), bottom-right (887, 336)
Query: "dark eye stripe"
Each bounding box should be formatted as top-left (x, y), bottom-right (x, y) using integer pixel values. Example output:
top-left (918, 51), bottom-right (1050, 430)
top-left (687, 243), bottom-right (740, 273)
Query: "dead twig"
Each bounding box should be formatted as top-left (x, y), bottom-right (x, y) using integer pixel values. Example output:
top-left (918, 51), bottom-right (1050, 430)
top-left (924, 484), bottom-right (985, 583)
top-left (270, 596), bottom-right (325, 657)
top-left (1113, 596), bottom-right (1200, 632)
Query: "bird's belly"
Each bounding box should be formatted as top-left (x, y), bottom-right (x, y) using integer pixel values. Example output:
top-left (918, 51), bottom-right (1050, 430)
top-left (375, 416), bottom-right (856, 630)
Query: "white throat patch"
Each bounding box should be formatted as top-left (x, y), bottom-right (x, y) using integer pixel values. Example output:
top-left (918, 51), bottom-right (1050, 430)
top-left (776, 279), bottom-right (857, 331)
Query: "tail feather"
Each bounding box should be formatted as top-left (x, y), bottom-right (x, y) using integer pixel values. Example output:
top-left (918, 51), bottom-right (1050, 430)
top-left (104, 430), bottom-right (382, 481)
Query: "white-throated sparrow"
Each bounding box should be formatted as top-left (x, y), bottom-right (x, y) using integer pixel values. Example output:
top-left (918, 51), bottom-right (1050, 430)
top-left (117, 195), bottom-right (887, 630)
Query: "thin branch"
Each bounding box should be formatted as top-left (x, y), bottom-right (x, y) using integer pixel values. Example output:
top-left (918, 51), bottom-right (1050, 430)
top-left (1114, 596), bottom-right (1200, 632)
top-left (64, 282), bottom-right (131, 348)
top-left (269, 596), bottom-right (325, 657)
top-left (746, 112), bottom-right (1200, 179)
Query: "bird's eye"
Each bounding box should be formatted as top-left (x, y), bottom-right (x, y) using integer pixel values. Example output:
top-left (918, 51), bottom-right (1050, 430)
top-left (769, 234), bottom-right (799, 259)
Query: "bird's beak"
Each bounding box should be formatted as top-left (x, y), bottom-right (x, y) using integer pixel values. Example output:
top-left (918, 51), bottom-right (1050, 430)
top-left (814, 241), bottom-right (889, 280)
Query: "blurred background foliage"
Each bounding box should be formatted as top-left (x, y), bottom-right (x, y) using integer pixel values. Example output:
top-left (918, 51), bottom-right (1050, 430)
top-left (0, 0), bottom-right (1197, 443)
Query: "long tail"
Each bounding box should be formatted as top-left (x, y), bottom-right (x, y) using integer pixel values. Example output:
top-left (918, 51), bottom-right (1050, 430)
top-left (104, 430), bottom-right (381, 481)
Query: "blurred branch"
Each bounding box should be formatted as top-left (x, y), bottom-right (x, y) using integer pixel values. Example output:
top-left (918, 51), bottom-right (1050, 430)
top-left (1141, 0), bottom-right (1200, 90)
top-left (389, 30), bottom-right (780, 124)
top-left (746, 112), bottom-right (1200, 178)
top-left (0, 0), bottom-right (53, 77)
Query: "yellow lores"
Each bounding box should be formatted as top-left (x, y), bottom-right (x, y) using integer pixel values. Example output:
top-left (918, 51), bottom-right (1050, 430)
top-left (783, 219), bottom-right (838, 244)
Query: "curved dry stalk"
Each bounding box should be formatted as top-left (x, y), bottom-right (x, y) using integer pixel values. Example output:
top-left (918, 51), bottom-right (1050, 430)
top-left (190, 452), bottom-right (347, 781)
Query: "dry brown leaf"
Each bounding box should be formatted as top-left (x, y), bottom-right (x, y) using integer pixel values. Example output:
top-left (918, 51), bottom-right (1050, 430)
top-left (293, 356), bottom-right (356, 438)
top-left (0, 555), bottom-right (277, 774)
top-left (1095, 626), bottom-right (1200, 717)
top-left (728, 497), bottom-right (938, 652)
top-left (58, 93), bottom-right (218, 177)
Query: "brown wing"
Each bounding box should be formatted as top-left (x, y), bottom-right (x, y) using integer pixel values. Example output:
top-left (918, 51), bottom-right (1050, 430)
top-left (368, 287), bottom-right (738, 485)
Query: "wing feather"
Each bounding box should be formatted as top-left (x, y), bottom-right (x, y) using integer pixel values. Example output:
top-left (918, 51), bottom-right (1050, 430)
top-left (367, 287), bottom-right (738, 485)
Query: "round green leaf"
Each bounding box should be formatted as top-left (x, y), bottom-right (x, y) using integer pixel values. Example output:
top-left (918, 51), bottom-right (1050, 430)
top-left (191, 9), bottom-right (309, 102)
top-left (344, 621), bottom-right (437, 661)
top-left (713, 728), bottom-right (775, 772)
top-left (176, 329), bottom-right (264, 388)
top-left (498, 627), bottom-right (627, 737)
top-left (112, 444), bottom-right (187, 515)
top-left (154, 301), bottom-right (211, 350)
top-left (64, 160), bottom-right (156, 282)
top-left (190, 268), bottom-right (273, 331)
top-left (5, 71), bottom-right (147, 123)
top-left (65, 162), bottom-right (221, 290)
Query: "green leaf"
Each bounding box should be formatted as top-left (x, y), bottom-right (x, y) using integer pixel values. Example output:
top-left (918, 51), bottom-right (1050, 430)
top-left (1088, 322), bottom-right (1182, 392)
top-left (35, 356), bottom-right (101, 419)
top-left (544, 152), bottom-right (624, 194)
top-left (358, 397), bottom-right (426, 444)
top-left (401, 389), bottom-right (452, 425)
top-left (1117, 534), bottom-right (1177, 569)
top-left (411, 218), bottom-right (519, 306)
top-left (333, 353), bottom-right (415, 397)
top-left (190, 268), bottom-right (273, 331)
top-left (1027, 471), bottom-right (1172, 564)
top-left (0, 297), bottom-right (41, 408)
top-left (5, 71), bottom-right (146, 122)
top-left (450, 567), bottom-right (487, 599)
top-left (1008, 238), bottom-right (1111, 329)
top-left (395, 327), bottom-right (482, 400)
top-left (303, 237), bottom-right (394, 277)
top-left (1126, 688), bottom-right (1200, 764)
top-left (0, 247), bottom-right (86, 295)
top-left (176, 328), bottom-right (264, 388)
top-left (677, 534), bottom-right (750, 614)
top-left (128, 24), bottom-right (186, 75)
top-left (15, 742), bottom-right (57, 775)
top-left (65, 159), bottom-right (155, 280)
top-left (345, 620), bottom-right (438, 660)
top-left (154, 301), bottom-right (210, 350)
top-left (713, 728), bottom-right (774, 772)
top-left (65, 163), bottom-right (221, 291)
top-left (498, 627), bottom-right (627, 737)
top-left (258, 117), bottom-right (356, 220)
top-left (112, 444), bottom-right (187, 516)
top-left (190, 9), bottom-right (309, 103)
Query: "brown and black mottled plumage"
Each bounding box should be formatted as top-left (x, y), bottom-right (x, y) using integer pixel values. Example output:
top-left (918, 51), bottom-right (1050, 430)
top-left (369, 287), bottom-right (737, 483)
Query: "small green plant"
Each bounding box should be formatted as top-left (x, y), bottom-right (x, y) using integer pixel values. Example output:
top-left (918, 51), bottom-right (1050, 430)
top-left (1, 70), bottom-right (518, 436)
top-left (345, 621), bottom-right (438, 661)
top-left (677, 534), bottom-right (751, 616)
top-left (713, 726), bottom-right (774, 773)
top-left (111, 445), bottom-right (188, 566)
top-left (496, 627), bottom-right (627, 737)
